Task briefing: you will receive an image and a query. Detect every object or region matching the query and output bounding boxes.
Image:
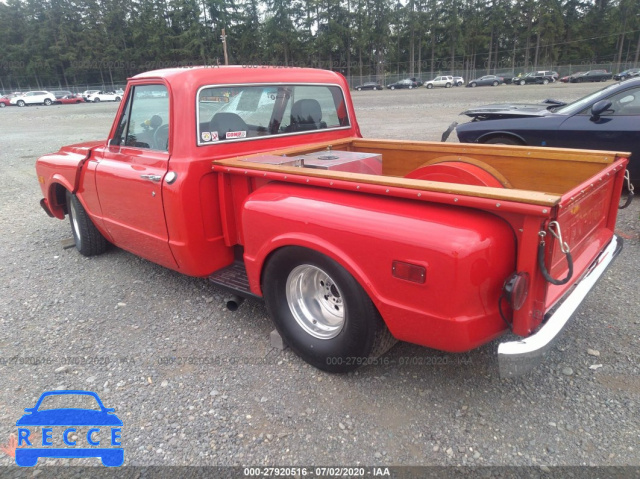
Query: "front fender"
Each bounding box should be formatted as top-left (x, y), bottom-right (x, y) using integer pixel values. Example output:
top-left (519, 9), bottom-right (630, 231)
top-left (241, 182), bottom-right (517, 353)
top-left (36, 141), bottom-right (103, 218)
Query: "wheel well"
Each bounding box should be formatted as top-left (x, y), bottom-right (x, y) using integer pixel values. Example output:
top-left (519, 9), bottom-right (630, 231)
top-left (479, 133), bottom-right (526, 145)
top-left (52, 183), bottom-right (70, 215)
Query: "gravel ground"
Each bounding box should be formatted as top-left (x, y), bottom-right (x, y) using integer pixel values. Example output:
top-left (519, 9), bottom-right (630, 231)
top-left (0, 82), bottom-right (639, 472)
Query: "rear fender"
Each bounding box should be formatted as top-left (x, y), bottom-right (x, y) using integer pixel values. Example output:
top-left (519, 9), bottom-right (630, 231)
top-left (241, 182), bottom-right (517, 352)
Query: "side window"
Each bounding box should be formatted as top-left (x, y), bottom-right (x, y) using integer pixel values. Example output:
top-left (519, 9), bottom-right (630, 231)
top-left (111, 85), bottom-right (169, 151)
top-left (607, 88), bottom-right (640, 116)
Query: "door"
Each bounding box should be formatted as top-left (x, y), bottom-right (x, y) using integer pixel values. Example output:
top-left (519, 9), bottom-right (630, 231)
top-left (93, 84), bottom-right (177, 268)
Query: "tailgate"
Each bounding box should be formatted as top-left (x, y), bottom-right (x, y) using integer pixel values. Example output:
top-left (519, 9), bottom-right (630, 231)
top-left (544, 160), bottom-right (627, 309)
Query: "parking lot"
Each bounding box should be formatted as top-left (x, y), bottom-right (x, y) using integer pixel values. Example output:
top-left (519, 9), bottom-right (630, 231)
top-left (0, 81), bottom-right (639, 469)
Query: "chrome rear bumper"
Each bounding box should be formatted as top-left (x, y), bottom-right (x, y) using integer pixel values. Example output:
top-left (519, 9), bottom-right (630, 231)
top-left (498, 235), bottom-right (622, 377)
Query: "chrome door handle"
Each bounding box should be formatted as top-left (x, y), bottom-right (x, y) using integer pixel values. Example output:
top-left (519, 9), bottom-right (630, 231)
top-left (140, 174), bottom-right (162, 182)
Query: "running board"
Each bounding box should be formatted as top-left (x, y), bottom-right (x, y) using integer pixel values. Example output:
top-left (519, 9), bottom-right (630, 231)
top-left (209, 261), bottom-right (261, 300)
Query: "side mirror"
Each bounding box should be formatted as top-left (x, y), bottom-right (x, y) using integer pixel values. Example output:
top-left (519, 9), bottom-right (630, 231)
top-left (590, 100), bottom-right (612, 121)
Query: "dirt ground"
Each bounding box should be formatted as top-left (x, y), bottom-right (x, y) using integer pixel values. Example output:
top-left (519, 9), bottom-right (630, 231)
top-left (0, 81), bottom-right (639, 472)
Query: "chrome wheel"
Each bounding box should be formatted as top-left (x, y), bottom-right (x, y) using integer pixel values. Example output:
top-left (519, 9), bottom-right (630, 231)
top-left (286, 264), bottom-right (345, 340)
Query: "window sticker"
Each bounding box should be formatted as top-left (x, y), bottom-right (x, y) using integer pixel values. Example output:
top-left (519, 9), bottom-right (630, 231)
top-left (226, 131), bottom-right (246, 139)
top-left (210, 132), bottom-right (219, 141)
top-left (201, 132), bottom-right (212, 142)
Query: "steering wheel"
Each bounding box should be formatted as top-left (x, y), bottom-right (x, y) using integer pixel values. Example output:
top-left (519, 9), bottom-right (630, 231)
top-left (153, 124), bottom-right (169, 151)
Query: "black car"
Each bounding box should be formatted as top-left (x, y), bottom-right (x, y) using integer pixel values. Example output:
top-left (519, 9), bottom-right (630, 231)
top-left (466, 75), bottom-right (504, 87)
top-left (495, 72), bottom-right (516, 84)
top-left (569, 70), bottom-right (613, 83)
top-left (452, 77), bottom-right (640, 180)
top-left (386, 79), bottom-right (418, 90)
top-left (614, 68), bottom-right (640, 82)
top-left (354, 82), bottom-right (383, 91)
top-left (512, 72), bottom-right (555, 85)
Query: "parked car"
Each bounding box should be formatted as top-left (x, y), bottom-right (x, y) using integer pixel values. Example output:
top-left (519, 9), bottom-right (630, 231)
top-left (453, 77), bottom-right (640, 180)
top-left (614, 68), bottom-right (640, 82)
top-left (81, 89), bottom-right (100, 101)
top-left (386, 79), bottom-right (418, 90)
top-left (512, 71), bottom-right (555, 85)
top-left (55, 94), bottom-right (84, 104)
top-left (466, 75), bottom-right (504, 87)
top-left (495, 72), bottom-right (516, 84)
top-left (354, 82), bottom-right (383, 91)
top-left (10, 91), bottom-right (56, 107)
top-left (0, 95), bottom-right (11, 108)
top-left (51, 90), bottom-right (74, 99)
top-left (453, 76), bottom-right (464, 86)
top-left (85, 90), bottom-right (123, 102)
top-left (559, 72), bottom-right (585, 83)
top-left (569, 70), bottom-right (613, 83)
top-left (424, 76), bottom-right (454, 88)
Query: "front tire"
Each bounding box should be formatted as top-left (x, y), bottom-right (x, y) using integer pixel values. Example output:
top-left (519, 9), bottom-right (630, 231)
top-left (519, 80), bottom-right (525, 85)
top-left (263, 247), bottom-right (395, 373)
top-left (356, 87), bottom-right (361, 91)
top-left (426, 84), bottom-right (433, 89)
top-left (390, 86), bottom-right (395, 90)
top-left (66, 190), bottom-right (107, 256)
top-left (17, 100), bottom-right (25, 107)
top-left (93, 97), bottom-right (100, 102)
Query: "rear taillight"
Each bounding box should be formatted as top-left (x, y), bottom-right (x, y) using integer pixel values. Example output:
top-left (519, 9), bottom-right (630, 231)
top-left (503, 273), bottom-right (530, 311)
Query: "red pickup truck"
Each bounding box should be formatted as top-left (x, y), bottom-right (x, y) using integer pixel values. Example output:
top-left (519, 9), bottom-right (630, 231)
top-left (36, 67), bottom-right (628, 376)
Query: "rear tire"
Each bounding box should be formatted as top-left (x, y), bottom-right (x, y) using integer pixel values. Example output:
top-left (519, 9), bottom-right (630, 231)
top-left (492, 81), bottom-right (498, 86)
top-left (66, 190), bottom-right (107, 256)
top-left (44, 98), bottom-right (52, 105)
top-left (542, 79), bottom-right (549, 85)
top-left (445, 83), bottom-right (452, 88)
top-left (263, 247), bottom-right (395, 373)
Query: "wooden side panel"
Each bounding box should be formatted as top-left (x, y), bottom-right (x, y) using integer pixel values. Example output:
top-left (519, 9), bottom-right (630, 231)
top-left (348, 138), bottom-right (624, 194)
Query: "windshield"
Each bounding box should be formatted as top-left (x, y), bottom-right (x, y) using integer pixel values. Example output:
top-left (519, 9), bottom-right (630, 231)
top-left (554, 83), bottom-right (620, 115)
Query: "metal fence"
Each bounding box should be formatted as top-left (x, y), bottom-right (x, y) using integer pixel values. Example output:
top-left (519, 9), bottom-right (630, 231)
top-left (345, 62), bottom-right (638, 89)
top-left (1, 62), bottom-right (637, 96)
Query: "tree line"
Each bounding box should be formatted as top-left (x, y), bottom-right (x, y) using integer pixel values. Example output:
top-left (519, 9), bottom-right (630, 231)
top-left (0, 0), bottom-right (639, 90)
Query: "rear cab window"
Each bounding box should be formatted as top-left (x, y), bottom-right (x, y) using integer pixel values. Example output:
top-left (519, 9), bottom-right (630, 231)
top-left (196, 84), bottom-right (350, 145)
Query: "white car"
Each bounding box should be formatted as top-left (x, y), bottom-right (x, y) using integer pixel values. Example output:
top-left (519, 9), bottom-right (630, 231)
top-left (424, 76), bottom-right (454, 88)
top-left (82, 90), bottom-right (100, 101)
top-left (10, 91), bottom-right (56, 107)
top-left (86, 91), bottom-right (122, 102)
top-left (453, 76), bottom-right (464, 86)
